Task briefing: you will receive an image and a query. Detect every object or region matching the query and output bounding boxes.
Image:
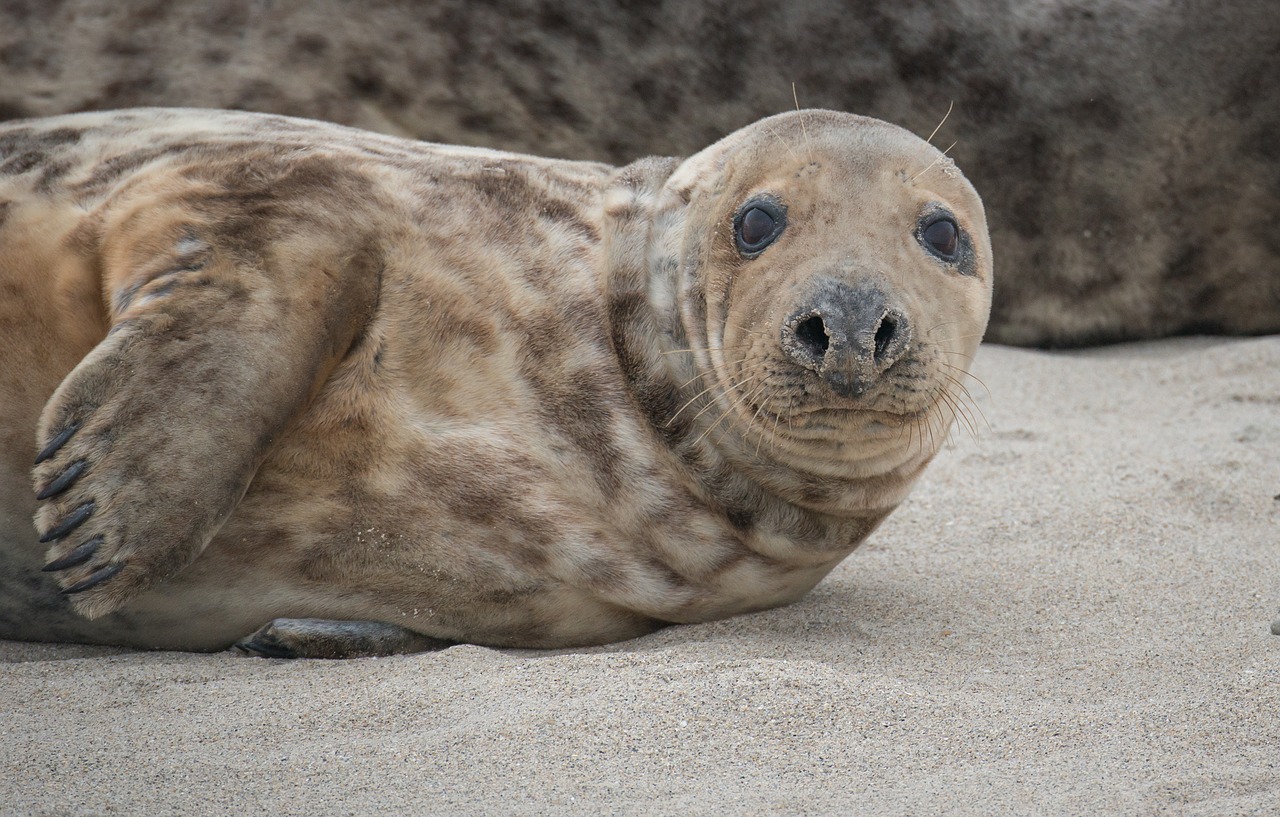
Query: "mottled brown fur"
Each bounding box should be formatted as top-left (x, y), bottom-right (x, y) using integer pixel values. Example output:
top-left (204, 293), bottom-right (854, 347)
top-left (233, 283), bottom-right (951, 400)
top-left (0, 107), bottom-right (990, 651)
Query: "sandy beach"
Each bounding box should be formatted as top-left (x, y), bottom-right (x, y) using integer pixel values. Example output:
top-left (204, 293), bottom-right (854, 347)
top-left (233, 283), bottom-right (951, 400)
top-left (3, 336), bottom-right (1278, 815)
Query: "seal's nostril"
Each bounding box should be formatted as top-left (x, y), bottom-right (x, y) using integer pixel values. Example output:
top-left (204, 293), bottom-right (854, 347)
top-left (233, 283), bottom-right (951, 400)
top-left (873, 314), bottom-right (897, 362)
top-left (796, 315), bottom-right (829, 357)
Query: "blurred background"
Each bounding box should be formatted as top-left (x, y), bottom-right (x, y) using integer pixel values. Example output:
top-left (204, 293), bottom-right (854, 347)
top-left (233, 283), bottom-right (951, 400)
top-left (3, 0), bottom-right (1278, 346)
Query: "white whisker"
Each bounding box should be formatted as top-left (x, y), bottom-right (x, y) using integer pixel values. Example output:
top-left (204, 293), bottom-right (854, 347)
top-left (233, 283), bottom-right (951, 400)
top-left (925, 100), bottom-right (954, 145)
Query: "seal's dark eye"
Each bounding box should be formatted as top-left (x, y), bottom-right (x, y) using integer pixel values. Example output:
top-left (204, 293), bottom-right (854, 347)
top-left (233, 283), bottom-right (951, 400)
top-left (734, 198), bottom-right (787, 257)
top-left (740, 208), bottom-right (775, 246)
top-left (921, 217), bottom-right (959, 260)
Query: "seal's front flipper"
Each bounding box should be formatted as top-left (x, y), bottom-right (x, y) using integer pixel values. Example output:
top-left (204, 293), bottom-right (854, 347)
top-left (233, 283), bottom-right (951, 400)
top-left (33, 179), bottom-right (381, 619)
top-left (234, 619), bottom-right (452, 659)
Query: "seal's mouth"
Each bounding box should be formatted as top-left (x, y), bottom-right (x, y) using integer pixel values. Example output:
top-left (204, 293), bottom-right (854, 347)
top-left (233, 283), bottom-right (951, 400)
top-left (702, 309), bottom-right (966, 464)
top-left (754, 392), bottom-right (939, 432)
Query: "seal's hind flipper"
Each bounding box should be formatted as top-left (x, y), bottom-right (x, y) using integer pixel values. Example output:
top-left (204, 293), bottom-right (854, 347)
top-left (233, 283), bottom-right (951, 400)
top-left (234, 619), bottom-right (452, 659)
top-left (32, 170), bottom-right (382, 619)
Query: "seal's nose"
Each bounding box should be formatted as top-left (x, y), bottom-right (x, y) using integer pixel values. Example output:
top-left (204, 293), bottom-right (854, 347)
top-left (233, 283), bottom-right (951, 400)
top-left (781, 279), bottom-right (911, 398)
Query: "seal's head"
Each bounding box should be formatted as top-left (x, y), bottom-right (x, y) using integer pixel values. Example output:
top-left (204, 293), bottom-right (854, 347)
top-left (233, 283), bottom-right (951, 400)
top-left (622, 110), bottom-right (993, 511)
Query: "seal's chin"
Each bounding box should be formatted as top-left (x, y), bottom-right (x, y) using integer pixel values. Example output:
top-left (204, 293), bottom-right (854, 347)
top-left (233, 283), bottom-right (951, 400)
top-left (713, 347), bottom-right (962, 474)
top-left (763, 391), bottom-right (945, 439)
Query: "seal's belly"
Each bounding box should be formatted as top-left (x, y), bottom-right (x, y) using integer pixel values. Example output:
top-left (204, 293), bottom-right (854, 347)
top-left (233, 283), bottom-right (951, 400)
top-left (154, 327), bottom-right (841, 649)
top-left (199, 391), bottom-right (801, 648)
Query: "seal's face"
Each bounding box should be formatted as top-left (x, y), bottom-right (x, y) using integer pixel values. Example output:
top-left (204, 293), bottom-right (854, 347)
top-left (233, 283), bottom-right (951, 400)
top-left (665, 111), bottom-right (993, 481)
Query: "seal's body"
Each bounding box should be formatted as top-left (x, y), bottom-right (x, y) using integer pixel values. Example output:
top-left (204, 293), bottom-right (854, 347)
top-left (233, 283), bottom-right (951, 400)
top-left (0, 109), bottom-right (991, 654)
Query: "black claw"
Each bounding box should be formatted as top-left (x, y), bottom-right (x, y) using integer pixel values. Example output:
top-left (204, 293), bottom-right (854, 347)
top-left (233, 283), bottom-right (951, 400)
top-left (34, 423), bottom-right (80, 465)
top-left (62, 561), bottom-right (125, 595)
top-left (35, 460), bottom-right (88, 501)
top-left (41, 534), bottom-right (103, 572)
top-left (38, 500), bottom-right (95, 543)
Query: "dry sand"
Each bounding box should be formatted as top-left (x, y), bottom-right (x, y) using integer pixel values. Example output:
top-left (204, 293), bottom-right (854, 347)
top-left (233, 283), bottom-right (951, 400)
top-left (3, 337), bottom-right (1278, 815)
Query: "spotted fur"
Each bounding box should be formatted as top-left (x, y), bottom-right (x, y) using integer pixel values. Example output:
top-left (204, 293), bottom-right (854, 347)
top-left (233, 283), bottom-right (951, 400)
top-left (0, 108), bottom-right (990, 650)
top-left (0, 0), bottom-right (1274, 347)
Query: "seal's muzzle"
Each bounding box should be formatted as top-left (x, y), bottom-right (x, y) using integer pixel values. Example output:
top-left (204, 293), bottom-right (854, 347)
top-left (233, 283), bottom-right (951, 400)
top-left (781, 279), bottom-right (911, 399)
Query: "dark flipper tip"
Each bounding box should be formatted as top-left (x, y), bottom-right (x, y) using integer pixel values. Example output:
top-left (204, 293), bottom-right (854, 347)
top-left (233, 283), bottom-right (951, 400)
top-left (42, 534), bottom-right (103, 572)
top-left (38, 500), bottom-right (96, 543)
top-left (61, 561), bottom-right (125, 595)
top-left (233, 638), bottom-right (297, 659)
top-left (233, 619), bottom-right (453, 659)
